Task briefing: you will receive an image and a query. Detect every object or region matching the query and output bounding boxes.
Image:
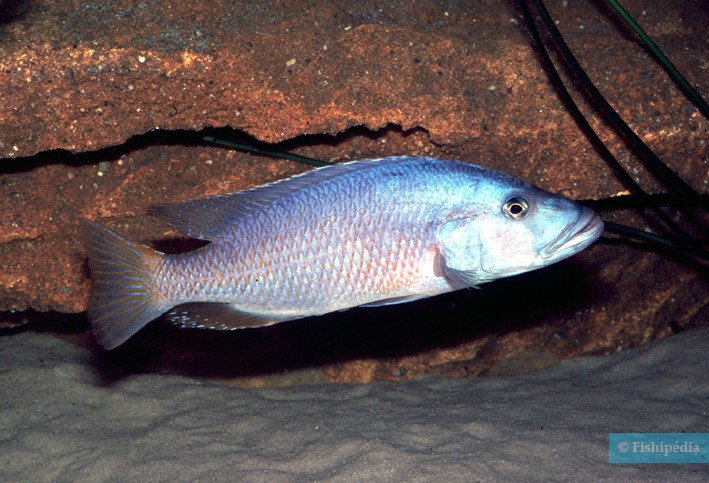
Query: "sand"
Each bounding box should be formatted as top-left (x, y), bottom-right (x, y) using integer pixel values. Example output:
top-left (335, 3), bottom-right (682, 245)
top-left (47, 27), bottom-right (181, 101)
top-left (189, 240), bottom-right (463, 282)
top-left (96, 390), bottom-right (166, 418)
top-left (1, 328), bottom-right (707, 481)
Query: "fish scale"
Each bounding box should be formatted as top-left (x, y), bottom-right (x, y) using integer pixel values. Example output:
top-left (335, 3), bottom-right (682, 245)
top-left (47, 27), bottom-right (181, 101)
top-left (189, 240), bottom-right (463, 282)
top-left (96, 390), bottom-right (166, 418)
top-left (81, 155), bottom-right (604, 349)
top-left (161, 205), bottom-right (430, 312)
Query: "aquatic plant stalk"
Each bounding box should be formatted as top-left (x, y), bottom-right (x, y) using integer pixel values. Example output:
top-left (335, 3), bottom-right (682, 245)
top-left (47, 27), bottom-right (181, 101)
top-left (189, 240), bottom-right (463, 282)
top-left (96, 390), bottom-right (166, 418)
top-left (202, 135), bottom-right (331, 167)
top-left (603, 221), bottom-right (708, 260)
top-left (607, 0), bottom-right (709, 118)
top-left (520, 0), bottom-right (707, 259)
top-left (520, 1), bottom-right (699, 243)
top-left (530, 0), bottom-right (703, 207)
top-left (581, 193), bottom-right (709, 213)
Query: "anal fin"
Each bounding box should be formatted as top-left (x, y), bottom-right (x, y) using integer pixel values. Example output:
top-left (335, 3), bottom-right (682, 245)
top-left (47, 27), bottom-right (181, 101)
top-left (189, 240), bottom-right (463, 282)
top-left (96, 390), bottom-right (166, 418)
top-left (359, 294), bottom-right (429, 308)
top-left (165, 303), bottom-right (284, 331)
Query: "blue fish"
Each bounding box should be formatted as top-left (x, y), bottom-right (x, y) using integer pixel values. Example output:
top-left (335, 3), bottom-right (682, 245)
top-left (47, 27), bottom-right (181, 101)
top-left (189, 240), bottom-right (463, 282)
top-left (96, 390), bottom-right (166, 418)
top-left (81, 156), bottom-right (604, 349)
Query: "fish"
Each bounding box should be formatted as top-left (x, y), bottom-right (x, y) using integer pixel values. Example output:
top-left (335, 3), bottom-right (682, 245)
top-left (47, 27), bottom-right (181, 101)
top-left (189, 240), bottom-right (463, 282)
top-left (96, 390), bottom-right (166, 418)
top-left (81, 156), bottom-right (604, 349)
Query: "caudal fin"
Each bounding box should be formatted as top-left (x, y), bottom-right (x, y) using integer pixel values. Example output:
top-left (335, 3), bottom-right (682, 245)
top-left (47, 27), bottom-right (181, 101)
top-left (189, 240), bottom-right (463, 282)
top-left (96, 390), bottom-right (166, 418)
top-left (80, 219), bottom-right (167, 349)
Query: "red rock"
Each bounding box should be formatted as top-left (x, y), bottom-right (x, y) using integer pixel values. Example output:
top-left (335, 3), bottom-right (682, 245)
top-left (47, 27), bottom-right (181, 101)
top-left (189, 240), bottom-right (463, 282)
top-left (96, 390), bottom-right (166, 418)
top-left (0, 0), bottom-right (706, 382)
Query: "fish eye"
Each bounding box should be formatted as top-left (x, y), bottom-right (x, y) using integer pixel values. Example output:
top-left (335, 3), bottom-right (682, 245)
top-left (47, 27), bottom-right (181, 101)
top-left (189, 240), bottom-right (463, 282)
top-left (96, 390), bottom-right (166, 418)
top-left (502, 196), bottom-right (530, 220)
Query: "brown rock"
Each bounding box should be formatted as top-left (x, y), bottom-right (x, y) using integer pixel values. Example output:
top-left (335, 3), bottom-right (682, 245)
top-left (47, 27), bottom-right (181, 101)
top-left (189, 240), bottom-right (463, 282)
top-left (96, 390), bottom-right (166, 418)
top-left (0, 0), bottom-right (706, 383)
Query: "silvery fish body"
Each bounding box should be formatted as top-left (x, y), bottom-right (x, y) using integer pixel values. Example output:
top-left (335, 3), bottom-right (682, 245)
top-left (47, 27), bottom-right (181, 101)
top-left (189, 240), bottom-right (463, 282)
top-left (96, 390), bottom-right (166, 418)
top-left (82, 156), bottom-right (604, 349)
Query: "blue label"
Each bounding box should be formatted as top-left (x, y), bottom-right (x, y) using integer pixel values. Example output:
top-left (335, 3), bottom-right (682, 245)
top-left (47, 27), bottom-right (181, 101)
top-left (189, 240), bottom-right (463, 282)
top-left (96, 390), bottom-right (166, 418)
top-left (609, 433), bottom-right (708, 463)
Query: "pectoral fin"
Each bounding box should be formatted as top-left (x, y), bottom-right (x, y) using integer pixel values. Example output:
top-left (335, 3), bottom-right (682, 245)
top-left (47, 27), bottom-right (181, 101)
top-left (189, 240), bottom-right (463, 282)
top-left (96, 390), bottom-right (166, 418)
top-left (439, 266), bottom-right (481, 290)
top-left (437, 217), bottom-right (482, 289)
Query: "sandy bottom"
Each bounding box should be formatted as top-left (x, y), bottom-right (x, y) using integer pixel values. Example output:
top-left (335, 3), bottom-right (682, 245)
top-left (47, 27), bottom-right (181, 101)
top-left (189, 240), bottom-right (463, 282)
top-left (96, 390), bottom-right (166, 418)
top-left (1, 328), bottom-right (707, 481)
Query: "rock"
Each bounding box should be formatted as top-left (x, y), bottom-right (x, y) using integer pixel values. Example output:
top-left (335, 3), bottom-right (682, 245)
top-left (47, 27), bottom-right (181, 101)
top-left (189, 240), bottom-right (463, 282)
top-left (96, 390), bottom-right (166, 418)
top-left (0, 0), bottom-right (706, 382)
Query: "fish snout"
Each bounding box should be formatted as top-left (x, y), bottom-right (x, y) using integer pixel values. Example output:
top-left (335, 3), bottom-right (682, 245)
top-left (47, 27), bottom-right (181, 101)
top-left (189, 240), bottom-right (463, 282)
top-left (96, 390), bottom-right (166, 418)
top-left (540, 207), bottom-right (604, 260)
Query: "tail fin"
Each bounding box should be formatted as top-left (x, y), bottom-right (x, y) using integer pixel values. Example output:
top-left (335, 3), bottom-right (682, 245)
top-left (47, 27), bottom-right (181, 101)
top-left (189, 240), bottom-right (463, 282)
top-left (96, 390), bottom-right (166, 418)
top-left (80, 219), bottom-right (168, 349)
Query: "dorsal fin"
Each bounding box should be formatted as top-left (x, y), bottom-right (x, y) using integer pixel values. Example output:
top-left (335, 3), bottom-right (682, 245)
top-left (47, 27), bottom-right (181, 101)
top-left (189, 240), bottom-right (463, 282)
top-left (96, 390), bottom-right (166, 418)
top-left (149, 156), bottom-right (435, 240)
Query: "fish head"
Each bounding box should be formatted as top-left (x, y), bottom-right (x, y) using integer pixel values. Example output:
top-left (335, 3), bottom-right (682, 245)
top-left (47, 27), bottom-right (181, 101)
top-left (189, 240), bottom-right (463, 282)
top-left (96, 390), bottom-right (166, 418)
top-left (438, 175), bottom-right (604, 285)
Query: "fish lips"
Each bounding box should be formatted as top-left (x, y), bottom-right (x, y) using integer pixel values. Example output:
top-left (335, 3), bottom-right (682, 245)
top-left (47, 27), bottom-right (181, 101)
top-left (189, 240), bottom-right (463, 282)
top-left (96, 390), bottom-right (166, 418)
top-left (539, 207), bottom-right (604, 261)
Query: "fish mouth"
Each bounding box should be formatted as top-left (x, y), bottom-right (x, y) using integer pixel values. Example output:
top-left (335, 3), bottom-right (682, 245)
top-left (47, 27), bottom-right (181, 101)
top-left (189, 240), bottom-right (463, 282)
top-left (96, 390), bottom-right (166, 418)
top-left (540, 207), bottom-right (605, 260)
